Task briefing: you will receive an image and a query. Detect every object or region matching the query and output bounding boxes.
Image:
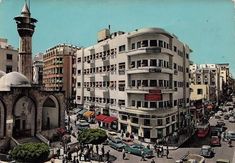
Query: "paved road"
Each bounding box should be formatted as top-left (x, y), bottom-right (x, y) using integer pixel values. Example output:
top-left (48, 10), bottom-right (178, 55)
top-left (66, 112), bottom-right (235, 163)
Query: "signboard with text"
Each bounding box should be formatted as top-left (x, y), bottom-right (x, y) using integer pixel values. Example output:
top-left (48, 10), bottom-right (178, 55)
top-left (145, 94), bottom-right (162, 101)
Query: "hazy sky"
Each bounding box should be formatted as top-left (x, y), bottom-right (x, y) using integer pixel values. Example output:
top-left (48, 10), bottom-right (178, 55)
top-left (0, 0), bottom-right (235, 74)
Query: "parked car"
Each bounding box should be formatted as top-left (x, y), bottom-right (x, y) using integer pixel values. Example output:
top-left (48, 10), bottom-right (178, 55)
top-left (108, 137), bottom-right (126, 151)
top-left (200, 145), bottom-right (214, 158)
top-left (216, 120), bottom-right (225, 127)
top-left (76, 120), bottom-right (90, 131)
top-left (210, 136), bottom-right (221, 146)
top-left (225, 131), bottom-right (235, 141)
top-left (124, 144), bottom-right (154, 157)
top-left (107, 131), bottom-right (119, 140)
top-left (228, 117), bottom-right (235, 123)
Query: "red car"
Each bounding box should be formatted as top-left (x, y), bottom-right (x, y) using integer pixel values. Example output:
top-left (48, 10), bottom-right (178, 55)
top-left (210, 136), bottom-right (221, 146)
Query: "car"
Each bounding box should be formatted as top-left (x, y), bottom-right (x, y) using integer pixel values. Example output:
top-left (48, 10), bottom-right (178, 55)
top-left (107, 131), bottom-right (119, 140)
top-left (76, 120), bottom-right (90, 130)
top-left (225, 131), bottom-right (235, 141)
top-left (124, 144), bottom-right (154, 157)
top-left (216, 120), bottom-right (225, 127)
top-left (210, 136), bottom-right (221, 146)
top-left (200, 145), bottom-right (214, 158)
top-left (228, 117), bottom-right (235, 123)
top-left (216, 159), bottom-right (230, 163)
top-left (108, 137), bottom-right (126, 151)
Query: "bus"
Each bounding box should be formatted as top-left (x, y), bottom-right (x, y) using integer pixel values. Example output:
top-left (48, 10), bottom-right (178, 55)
top-left (196, 123), bottom-right (210, 138)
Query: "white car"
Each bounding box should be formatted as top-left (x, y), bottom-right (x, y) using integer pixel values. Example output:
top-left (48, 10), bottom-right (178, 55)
top-left (228, 117), bottom-right (235, 123)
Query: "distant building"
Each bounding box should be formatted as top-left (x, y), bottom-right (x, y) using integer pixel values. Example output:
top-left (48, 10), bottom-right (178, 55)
top-left (75, 28), bottom-right (191, 141)
top-left (0, 38), bottom-right (18, 73)
top-left (33, 53), bottom-right (43, 85)
top-left (43, 44), bottom-right (80, 100)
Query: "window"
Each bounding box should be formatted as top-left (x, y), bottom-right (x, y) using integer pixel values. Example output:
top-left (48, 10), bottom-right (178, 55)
top-left (131, 43), bottom-right (135, 50)
top-left (150, 40), bottom-right (157, 46)
top-left (77, 96), bottom-right (81, 100)
top-left (159, 40), bottom-right (163, 47)
top-left (6, 54), bottom-right (12, 60)
top-left (142, 40), bottom-right (148, 47)
top-left (77, 70), bottom-right (81, 75)
top-left (150, 59), bottom-right (157, 66)
top-left (119, 45), bottom-right (126, 52)
top-left (143, 101), bottom-right (148, 108)
top-left (77, 57), bottom-right (81, 63)
top-left (150, 102), bottom-right (156, 108)
top-left (197, 89), bottom-right (203, 95)
top-left (131, 80), bottom-right (135, 87)
top-left (6, 65), bottom-right (12, 73)
top-left (150, 80), bottom-right (157, 87)
top-left (77, 82), bottom-right (81, 87)
top-left (159, 102), bottom-right (163, 108)
top-left (131, 100), bottom-right (135, 106)
top-left (159, 60), bottom-right (163, 67)
top-left (137, 41), bottom-right (141, 48)
top-left (172, 115), bottom-right (175, 121)
top-left (157, 119), bottom-right (163, 126)
top-left (144, 119), bottom-right (150, 126)
top-left (131, 61), bottom-right (135, 68)
top-left (174, 46), bottom-right (177, 52)
top-left (118, 100), bottom-right (125, 106)
top-left (137, 60), bottom-right (141, 68)
top-left (142, 60), bottom-right (148, 67)
top-left (137, 101), bottom-right (141, 108)
top-left (121, 115), bottom-right (127, 121)
top-left (137, 80), bottom-right (141, 87)
top-left (159, 80), bottom-right (163, 87)
top-left (174, 81), bottom-right (177, 87)
top-left (131, 117), bottom-right (139, 124)
top-left (174, 100), bottom-right (177, 106)
top-left (142, 80), bottom-right (148, 87)
top-left (166, 117), bottom-right (170, 124)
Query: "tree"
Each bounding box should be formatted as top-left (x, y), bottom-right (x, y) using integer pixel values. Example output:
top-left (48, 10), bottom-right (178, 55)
top-left (77, 128), bottom-right (107, 144)
top-left (10, 143), bottom-right (50, 163)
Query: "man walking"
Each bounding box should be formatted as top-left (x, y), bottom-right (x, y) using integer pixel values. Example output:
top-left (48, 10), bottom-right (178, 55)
top-left (122, 148), bottom-right (126, 160)
top-left (166, 146), bottom-right (169, 159)
top-left (140, 150), bottom-right (145, 161)
top-left (101, 145), bottom-right (105, 158)
top-left (96, 144), bottom-right (99, 154)
top-left (106, 150), bottom-right (110, 162)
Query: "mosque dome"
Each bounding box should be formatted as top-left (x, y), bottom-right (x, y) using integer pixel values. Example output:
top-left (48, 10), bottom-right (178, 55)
top-left (0, 71), bottom-right (6, 79)
top-left (0, 72), bottom-right (31, 91)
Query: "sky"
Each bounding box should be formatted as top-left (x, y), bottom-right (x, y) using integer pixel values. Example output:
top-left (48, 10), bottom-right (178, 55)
top-left (0, 0), bottom-right (235, 75)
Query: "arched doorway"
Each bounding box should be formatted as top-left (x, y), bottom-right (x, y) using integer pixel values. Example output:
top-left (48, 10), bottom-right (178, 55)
top-left (42, 96), bottom-right (59, 130)
top-left (0, 100), bottom-right (5, 138)
top-left (13, 96), bottom-right (36, 138)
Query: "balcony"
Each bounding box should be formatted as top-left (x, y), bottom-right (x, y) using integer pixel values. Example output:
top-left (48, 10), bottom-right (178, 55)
top-left (127, 67), bottom-right (173, 74)
top-left (127, 47), bottom-right (173, 56)
top-left (118, 69), bottom-right (125, 75)
top-left (126, 86), bottom-right (174, 94)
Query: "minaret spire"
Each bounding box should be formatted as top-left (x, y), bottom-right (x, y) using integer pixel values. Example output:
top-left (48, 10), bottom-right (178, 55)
top-left (14, 2), bottom-right (37, 82)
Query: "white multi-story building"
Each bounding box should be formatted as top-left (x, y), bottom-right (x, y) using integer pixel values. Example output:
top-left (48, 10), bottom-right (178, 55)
top-left (75, 28), bottom-right (191, 141)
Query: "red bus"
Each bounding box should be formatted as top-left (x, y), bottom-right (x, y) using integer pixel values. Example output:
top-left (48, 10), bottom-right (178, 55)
top-left (196, 123), bottom-right (210, 138)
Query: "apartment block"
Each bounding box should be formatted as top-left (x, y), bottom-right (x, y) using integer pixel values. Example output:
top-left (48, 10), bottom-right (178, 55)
top-left (43, 44), bottom-right (80, 100)
top-left (75, 28), bottom-right (191, 141)
top-left (0, 38), bottom-right (18, 73)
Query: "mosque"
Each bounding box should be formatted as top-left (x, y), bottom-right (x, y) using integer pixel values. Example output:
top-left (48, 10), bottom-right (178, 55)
top-left (0, 2), bottom-right (65, 140)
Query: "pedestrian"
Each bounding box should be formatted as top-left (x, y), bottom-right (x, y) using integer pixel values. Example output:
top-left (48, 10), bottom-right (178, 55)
top-left (101, 145), bottom-right (105, 158)
top-left (122, 148), bottom-right (126, 160)
top-left (140, 150), bottom-right (145, 161)
top-left (166, 146), bottom-right (169, 159)
top-left (96, 144), bottom-right (99, 154)
top-left (106, 150), bottom-right (110, 162)
top-left (159, 146), bottom-right (163, 157)
top-left (98, 150), bottom-right (103, 162)
top-left (151, 159), bottom-right (155, 163)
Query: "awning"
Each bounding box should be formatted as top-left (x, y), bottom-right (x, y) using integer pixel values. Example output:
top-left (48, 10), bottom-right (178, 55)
top-left (78, 109), bottom-right (88, 115)
top-left (103, 116), bottom-right (118, 123)
top-left (96, 114), bottom-right (109, 121)
top-left (83, 111), bottom-right (95, 118)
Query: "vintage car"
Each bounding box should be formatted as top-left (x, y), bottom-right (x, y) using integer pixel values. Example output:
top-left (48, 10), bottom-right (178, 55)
top-left (76, 120), bottom-right (90, 131)
top-left (200, 145), bottom-right (214, 158)
top-left (124, 143), bottom-right (153, 157)
top-left (210, 136), bottom-right (221, 146)
top-left (108, 137), bottom-right (126, 151)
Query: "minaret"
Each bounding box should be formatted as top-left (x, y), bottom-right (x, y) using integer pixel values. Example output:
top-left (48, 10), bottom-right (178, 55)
top-left (14, 1), bottom-right (37, 82)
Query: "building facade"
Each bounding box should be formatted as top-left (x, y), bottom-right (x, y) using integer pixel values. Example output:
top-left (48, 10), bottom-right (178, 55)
top-left (43, 44), bottom-right (80, 100)
top-left (0, 38), bottom-right (18, 73)
top-left (33, 53), bottom-right (43, 85)
top-left (75, 28), bottom-right (191, 141)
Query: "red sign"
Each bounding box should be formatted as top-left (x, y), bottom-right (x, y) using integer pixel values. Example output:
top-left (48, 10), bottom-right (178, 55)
top-left (145, 94), bottom-right (162, 101)
top-left (149, 90), bottom-right (161, 94)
